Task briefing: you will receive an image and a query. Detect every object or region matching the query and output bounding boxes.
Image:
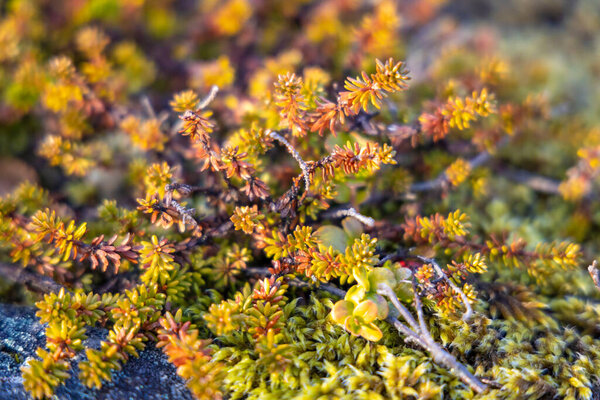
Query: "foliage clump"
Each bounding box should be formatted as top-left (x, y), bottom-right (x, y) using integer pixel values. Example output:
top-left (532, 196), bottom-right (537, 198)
top-left (1, 0), bottom-right (600, 399)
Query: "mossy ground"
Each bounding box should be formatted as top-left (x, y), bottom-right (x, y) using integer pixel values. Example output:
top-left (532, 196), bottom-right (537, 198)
top-left (1, 0), bottom-right (600, 399)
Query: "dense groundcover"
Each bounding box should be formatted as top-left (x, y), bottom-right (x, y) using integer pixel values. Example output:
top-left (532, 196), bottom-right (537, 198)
top-left (1, 0), bottom-right (600, 399)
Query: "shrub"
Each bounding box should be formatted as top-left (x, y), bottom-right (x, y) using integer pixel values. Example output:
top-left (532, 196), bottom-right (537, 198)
top-left (1, 1), bottom-right (600, 399)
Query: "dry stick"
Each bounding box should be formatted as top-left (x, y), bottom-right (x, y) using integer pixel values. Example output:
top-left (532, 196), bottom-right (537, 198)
top-left (0, 262), bottom-right (63, 293)
top-left (384, 315), bottom-right (428, 348)
top-left (378, 285), bottom-right (429, 347)
top-left (197, 85), bottom-right (219, 110)
top-left (410, 279), bottom-right (431, 338)
top-left (141, 96), bottom-right (157, 119)
top-left (410, 137), bottom-right (509, 193)
top-left (182, 220), bottom-right (234, 252)
top-left (266, 130), bottom-right (311, 192)
top-left (410, 148), bottom-right (493, 192)
top-left (169, 85), bottom-right (219, 137)
top-left (360, 139), bottom-right (504, 207)
top-left (414, 255), bottom-right (474, 322)
top-left (378, 284), bottom-right (421, 332)
top-left (165, 183), bottom-right (221, 197)
top-left (166, 197), bottom-right (198, 229)
top-left (321, 207), bottom-right (375, 227)
top-left (500, 169), bottom-right (561, 195)
top-left (588, 260), bottom-right (600, 291)
top-left (244, 267), bottom-right (343, 295)
top-left (409, 279), bottom-right (488, 394)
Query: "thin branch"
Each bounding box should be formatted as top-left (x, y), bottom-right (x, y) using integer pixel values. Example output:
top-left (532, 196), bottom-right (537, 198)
top-left (411, 279), bottom-right (432, 339)
top-left (0, 262), bottom-right (63, 293)
top-left (173, 219), bottom-right (234, 256)
top-left (267, 130), bottom-right (311, 192)
top-left (410, 137), bottom-right (509, 193)
top-left (166, 197), bottom-right (198, 229)
top-left (410, 150), bottom-right (491, 192)
top-left (169, 86), bottom-right (219, 137)
top-left (245, 267), bottom-right (346, 297)
top-left (588, 260), bottom-right (600, 291)
top-left (389, 278), bottom-right (487, 393)
top-left (375, 248), bottom-right (411, 267)
top-left (165, 183), bottom-right (221, 197)
top-left (321, 206), bottom-right (375, 227)
top-left (423, 328), bottom-right (488, 393)
top-left (141, 96), bottom-right (157, 119)
top-left (500, 169), bottom-right (561, 195)
top-left (409, 175), bottom-right (448, 193)
top-left (297, 278), bottom-right (347, 298)
top-left (197, 85), bottom-right (219, 110)
top-left (378, 284), bottom-right (421, 332)
top-left (384, 315), bottom-right (427, 347)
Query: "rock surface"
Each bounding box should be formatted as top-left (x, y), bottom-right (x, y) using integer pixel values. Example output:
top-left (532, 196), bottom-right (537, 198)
top-left (0, 303), bottom-right (193, 399)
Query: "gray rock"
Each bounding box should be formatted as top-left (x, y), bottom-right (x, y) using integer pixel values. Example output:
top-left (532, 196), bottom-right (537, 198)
top-left (0, 303), bottom-right (194, 400)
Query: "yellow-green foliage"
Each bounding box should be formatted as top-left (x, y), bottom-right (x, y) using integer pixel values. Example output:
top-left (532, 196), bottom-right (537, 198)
top-left (1, 0), bottom-right (600, 399)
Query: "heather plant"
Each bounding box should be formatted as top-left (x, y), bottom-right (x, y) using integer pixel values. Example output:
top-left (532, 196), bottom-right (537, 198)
top-left (1, 0), bottom-right (600, 399)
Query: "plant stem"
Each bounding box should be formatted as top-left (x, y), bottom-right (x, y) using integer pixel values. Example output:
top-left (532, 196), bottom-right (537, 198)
top-left (0, 262), bottom-right (63, 293)
top-left (267, 130), bottom-right (311, 192)
top-left (378, 284), bottom-right (421, 332)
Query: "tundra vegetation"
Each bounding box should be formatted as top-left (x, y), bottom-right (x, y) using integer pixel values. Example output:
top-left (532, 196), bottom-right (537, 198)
top-left (1, 0), bottom-right (600, 399)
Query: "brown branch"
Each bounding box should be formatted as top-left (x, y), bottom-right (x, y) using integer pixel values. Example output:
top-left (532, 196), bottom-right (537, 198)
top-left (179, 220), bottom-right (234, 253)
top-left (0, 261), bottom-right (63, 293)
top-left (378, 283), bottom-right (421, 332)
top-left (384, 314), bottom-right (428, 347)
top-left (500, 168), bottom-right (561, 195)
top-left (245, 267), bottom-right (346, 297)
top-left (360, 138), bottom-right (510, 209)
top-left (409, 279), bottom-right (487, 393)
top-left (267, 130), bottom-right (311, 191)
top-left (410, 141), bottom-right (502, 193)
top-left (321, 206), bottom-right (375, 227)
top-left (165, 183), bottom-right (222, 197)
top-left (422, 325), bottom-right (488, 393)
top-left (588, 260), bottom-right (600, 291)
top-left (197, 85), bottom-right (219, 110)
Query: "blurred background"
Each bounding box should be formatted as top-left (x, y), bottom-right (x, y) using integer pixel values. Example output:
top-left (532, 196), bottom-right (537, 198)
top-left (1, 0), bottom-right (599, 196)
top-left (0, 0), bottom-right (599, 242)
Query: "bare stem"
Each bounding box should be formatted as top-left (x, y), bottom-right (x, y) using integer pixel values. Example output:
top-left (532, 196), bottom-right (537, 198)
top-left (0, 262), bottom-right (63, 293)
top-left (165, 183), bottom-right (221, 197)
top-left (410, 137), bottom-right (508, 193)
top-left (388, 278), bottom-right (487, 393)
top-left (384, 315), bottom-right (427, 347)
top-left (411, 279), bottom-right (432, 339)
top-left (378, 284), bottom-right (421, 332)
top-left (198, 85), bottom-right (219, 110)
top-left (501, 168), bottom-right (561, 195)
top-left (425, 334), bottom-right (488, 393)
top-left (410, 281), bottom-right (486, 392)
top-left (588, 260), bottom-right (600, 291)
top-left (141, 96), bottom-right (156, 118)
top-left (322, 206), bottom-right (375, 227)
top-left (267, 130), bottom-right (311, 191)
top-left (168, 198), bottom-right (198, 229)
